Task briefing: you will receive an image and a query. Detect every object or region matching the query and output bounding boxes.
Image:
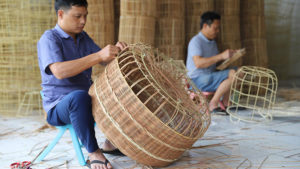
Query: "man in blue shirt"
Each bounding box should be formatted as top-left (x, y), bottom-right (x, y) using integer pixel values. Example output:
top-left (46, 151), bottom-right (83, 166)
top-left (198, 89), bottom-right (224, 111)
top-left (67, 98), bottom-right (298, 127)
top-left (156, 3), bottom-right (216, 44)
top-left (186, 11), bottom-right (236, 113)
top-left (38, 0), bottom-right (126, 168)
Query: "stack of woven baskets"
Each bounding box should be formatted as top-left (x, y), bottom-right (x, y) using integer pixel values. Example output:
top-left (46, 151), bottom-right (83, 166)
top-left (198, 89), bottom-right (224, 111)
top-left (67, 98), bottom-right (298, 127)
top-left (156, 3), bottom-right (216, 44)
top-left (89, 44), bottom-right (210, 167)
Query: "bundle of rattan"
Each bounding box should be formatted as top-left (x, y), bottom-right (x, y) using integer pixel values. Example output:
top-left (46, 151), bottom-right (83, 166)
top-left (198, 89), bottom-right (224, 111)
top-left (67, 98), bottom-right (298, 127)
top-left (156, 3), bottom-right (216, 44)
top-left (89, 44), bottom-right (210, 167)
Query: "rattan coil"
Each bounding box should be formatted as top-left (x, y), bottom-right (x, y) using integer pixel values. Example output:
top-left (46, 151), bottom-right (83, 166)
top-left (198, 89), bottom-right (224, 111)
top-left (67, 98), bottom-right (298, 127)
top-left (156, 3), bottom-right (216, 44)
top-left (89, 44), bottom-right (210, 166)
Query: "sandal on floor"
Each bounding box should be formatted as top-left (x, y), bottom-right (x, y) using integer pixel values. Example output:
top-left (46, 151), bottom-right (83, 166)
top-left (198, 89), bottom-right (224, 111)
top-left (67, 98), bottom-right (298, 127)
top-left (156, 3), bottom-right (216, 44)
top-left (86, 159), bottom-right (110, 169)
top-left (210, 107), bottom-right (229, 115)
top-left (100, 148), bottom-right (125, 156)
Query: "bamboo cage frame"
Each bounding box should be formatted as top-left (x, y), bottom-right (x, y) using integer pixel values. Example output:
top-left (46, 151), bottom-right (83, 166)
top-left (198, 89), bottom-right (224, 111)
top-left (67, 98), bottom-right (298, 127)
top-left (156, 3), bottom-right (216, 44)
top-left (89, 44), bottom-right (210, 167)
top-left (227, 66), bottom-right (278, 123)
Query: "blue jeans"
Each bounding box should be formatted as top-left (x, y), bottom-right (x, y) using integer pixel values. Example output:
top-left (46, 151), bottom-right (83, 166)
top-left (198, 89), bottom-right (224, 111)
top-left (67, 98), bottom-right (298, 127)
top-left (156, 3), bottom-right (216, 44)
top-left (47, 90), bottom-right (99, 153)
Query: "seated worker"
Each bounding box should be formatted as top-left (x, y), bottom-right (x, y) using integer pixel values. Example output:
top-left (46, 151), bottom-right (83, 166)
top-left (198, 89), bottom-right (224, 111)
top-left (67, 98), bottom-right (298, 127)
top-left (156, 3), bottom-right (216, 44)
top-left (37, 0), bottom-right (127, 168)
top-left (186, 11), bottom-right (236, 113)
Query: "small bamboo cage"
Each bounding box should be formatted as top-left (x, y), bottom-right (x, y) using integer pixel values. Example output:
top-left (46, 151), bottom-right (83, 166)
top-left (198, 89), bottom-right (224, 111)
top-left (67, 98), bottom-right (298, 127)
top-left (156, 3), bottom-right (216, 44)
top-left (89, 44), bottom-right (210, 167)
top-left (227, 66), bottom-right (278, 123)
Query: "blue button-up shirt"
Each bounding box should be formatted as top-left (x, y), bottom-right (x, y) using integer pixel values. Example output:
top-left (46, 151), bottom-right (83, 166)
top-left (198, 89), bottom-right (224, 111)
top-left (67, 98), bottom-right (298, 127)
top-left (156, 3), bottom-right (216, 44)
top-left (37, 24), bottom-right (101, 113)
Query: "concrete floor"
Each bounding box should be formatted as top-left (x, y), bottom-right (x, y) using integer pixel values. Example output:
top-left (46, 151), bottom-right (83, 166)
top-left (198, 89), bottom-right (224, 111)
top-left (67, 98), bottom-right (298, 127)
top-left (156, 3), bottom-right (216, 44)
top-left (1, 103), bottom-right (300, 169)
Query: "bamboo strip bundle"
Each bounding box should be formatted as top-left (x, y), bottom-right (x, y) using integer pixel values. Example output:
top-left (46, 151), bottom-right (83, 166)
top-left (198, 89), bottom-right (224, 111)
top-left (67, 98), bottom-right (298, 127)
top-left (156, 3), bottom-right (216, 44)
top-left (157, 0), bottom-right (185, 18)
top-left (120, 0), bottom-right (157, 17)
top-left (119, 16), bottom-right (156, 45)
top-left (241, 0), bottom-right (268, 67)
top-left (89, 44), bottom-right (210, 166)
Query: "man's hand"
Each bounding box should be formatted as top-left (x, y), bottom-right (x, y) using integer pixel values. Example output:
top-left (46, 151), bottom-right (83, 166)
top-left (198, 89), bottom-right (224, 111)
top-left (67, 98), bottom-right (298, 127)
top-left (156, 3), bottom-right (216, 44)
top-left (115, 41), bottom-right (127, 51)
top-left (98, 44), bottom-right (120, 63)
top-left (221, 49), bottom-right (235, 60)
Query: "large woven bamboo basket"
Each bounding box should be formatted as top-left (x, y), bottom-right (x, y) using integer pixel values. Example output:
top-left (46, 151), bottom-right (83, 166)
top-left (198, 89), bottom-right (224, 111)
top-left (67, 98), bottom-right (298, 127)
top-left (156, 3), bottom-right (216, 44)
top-left (120, 0), bottom-right (156, 17)
top-left (215, 0), bottom-right (240, 16)
top-left (185, 0), bottom-right (214, 16)
top-left (118, 16), bottom-right (155, 45)
top-left (156, 18), bottom-right (185, 46)
top-left (89, 44), bottom-right (210, 167)
top-left (158, 45), bottom-right (185, 60)
top-left (157, 0), bottom-right (185, 18)
top-left (242, 39), bottom-right (268, 67)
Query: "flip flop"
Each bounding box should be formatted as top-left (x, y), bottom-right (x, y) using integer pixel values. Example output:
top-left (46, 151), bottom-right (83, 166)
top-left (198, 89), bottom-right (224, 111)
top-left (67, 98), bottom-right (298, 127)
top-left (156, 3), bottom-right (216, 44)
top-left (210, 107), bottom-right (229, 115)
top-left (86, 159), bottom-right (110, 169)
top-left (100, 148), bottom-right (125, 156)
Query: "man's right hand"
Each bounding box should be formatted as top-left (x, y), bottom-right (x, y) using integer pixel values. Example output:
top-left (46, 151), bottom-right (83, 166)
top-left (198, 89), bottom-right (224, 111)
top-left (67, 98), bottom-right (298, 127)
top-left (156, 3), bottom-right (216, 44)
top-left (221, 49), bottom-right (235, 60)
top-left (98, 44), bottom-right (121, 63)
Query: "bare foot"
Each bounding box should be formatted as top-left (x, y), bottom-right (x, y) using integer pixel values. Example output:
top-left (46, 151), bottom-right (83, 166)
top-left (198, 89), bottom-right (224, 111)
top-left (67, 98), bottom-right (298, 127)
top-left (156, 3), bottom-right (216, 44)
top-left (209, 101), bottom-right (218, 111)
top-left (89, 149), bottom-right (113, 169)
top-left (102, 139), bottom-right (116, 151)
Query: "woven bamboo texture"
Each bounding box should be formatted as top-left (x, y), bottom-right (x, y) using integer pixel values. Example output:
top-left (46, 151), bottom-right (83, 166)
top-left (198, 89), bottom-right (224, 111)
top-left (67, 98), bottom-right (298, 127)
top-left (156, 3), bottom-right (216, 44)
top-left (241, 0), bottom-right (268, 67)
top-left (85, 0), bottom-right (115, 79)
top-left (89, 44), bottom-right (210, 166)
top-left (120, 0), bottom-right (157, 17)
top-left (215, 0), bottom-right (242, 66)
top-left (0, 0), bottom-right (56, 115)
top-left (157, 0), bottom-right (185, 18)
top-left (118, 16), bottom-right (156, 45)
top-left (227, 66), bottom-right (278, 123)
top-left (185, 0), bottom-right (214, 44)
top-left (158, 45), bottom-right (185, 61)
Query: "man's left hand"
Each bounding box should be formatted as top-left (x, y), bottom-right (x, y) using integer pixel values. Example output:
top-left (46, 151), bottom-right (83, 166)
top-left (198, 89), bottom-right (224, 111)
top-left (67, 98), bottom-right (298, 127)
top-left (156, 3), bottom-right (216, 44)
top-left (115, 41), bottom-right (127, 51)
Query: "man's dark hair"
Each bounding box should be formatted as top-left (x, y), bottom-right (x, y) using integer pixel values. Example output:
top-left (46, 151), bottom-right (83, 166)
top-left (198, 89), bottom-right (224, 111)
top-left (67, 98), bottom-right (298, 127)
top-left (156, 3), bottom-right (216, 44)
top-left (200, 11), bottom-right (221, 29)
top-left (55, 0), bottom-right (88, 14)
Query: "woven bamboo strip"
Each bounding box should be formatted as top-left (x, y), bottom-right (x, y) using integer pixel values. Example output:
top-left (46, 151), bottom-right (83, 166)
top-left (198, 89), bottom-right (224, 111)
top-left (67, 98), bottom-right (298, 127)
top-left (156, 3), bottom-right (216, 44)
top-left (118, 16), bottom-right (155, 45)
